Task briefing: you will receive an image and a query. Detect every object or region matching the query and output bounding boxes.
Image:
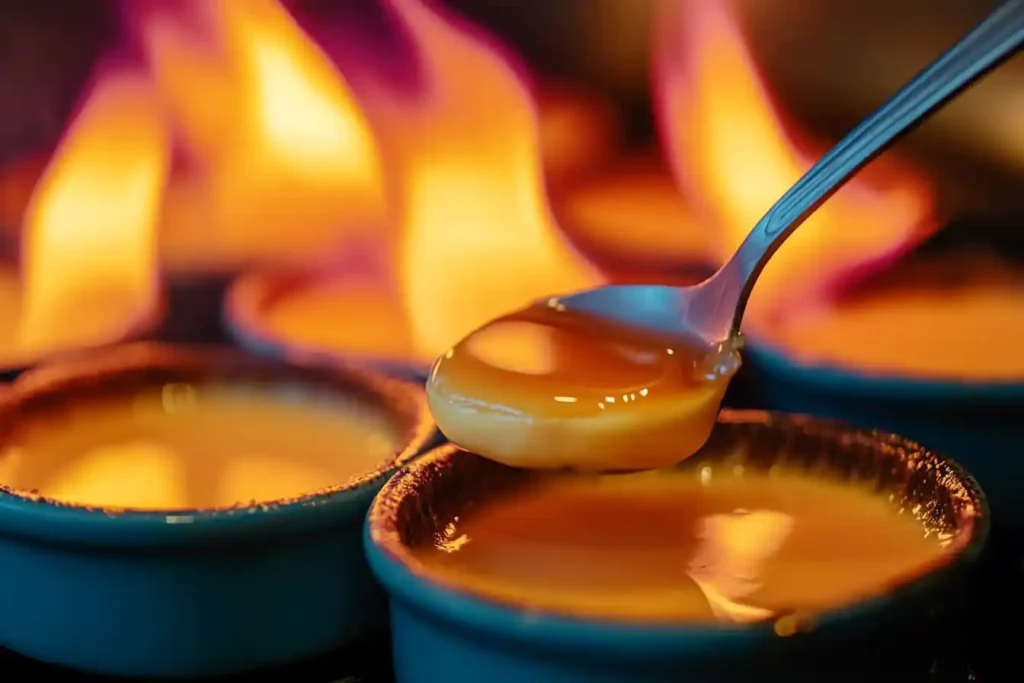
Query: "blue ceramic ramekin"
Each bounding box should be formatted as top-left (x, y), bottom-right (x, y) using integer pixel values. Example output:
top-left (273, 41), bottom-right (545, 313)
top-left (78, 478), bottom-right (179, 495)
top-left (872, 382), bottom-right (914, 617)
top-left (745, 341), bottom-right (1024, 534)
top-left (365, 410), bottom-right (988, 683)
top-left (0, 343), bottom-right (435, 678)
top-left (224, 268), bottom-right (431, 384)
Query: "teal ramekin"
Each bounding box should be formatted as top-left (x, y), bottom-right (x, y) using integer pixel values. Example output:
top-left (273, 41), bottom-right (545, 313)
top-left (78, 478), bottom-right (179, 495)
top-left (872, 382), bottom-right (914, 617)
top-left (366, 410), bottom-right (988, 683)
top-left (0, 343), bottom-right (435, 678)
top-left (745, 340), bottom-right (1024, 534)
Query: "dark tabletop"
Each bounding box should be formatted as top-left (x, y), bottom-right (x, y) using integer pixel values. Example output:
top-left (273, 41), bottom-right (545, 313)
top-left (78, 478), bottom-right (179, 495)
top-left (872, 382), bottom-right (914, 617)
top-left (0, 632), bottom-right (395, 682)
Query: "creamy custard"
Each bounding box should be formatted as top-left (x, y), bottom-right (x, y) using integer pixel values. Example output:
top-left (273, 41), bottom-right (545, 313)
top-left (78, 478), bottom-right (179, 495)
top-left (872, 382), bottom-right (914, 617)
top-left (0, 383), bottom-right (401, 509)
top-left (759, 250), bottom-right (1024, 380)
top-left (427, 301), bottom-right (739, 471)
top-left (413, 469), bottom-right (951, 624)
top-left (256, 272), bottom-right (418, 362)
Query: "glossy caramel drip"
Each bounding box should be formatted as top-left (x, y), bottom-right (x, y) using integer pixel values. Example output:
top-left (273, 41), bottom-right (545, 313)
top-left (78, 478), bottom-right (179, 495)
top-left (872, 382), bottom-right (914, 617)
top-left (413, 469), bottom-right (951, 624)
top-left (427, 302), bottom-right (739, 470)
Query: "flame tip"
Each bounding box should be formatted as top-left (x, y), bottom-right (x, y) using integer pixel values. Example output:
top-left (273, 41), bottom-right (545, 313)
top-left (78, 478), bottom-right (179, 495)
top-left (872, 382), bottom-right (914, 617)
top-left (656, 0), bottom-right (935, 320)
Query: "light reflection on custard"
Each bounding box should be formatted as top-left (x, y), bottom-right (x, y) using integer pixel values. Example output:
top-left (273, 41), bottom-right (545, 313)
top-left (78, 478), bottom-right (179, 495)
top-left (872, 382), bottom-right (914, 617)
top-left (0, 383), bottom-right (399, 509)
top-left (427, 301), bottom-right (741, 471)
top-left (688, 508), bottom-right (794, 623)
top-left (412, 467), bottom-right (952, 624)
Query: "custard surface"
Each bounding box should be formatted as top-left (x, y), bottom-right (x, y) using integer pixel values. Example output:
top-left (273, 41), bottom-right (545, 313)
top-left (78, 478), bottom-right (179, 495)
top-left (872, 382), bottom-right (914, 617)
top-left (259, 273), bottom-right (418, 361)
top-left (0, 383), bottom-right (400, 509)
top-left (760, 251), bottom-right (1024, 380)
top-left (427, 302), bottom-right (738, 470)
top-left (413, 469), bottom-right (950, 623)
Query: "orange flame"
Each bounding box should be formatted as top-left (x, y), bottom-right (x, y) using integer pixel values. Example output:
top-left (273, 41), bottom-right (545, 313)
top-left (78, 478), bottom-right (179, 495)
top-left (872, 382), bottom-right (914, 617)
top-left (136, 0), bottom-right (387, 271)
top-left (371, 0), bottom-right (603, 357)
top-left (15, 0), bottom-right (603, 365)
top-left (655, 0), bottom-right (935, 326)
top-left (18, 65), bottom-right (168, 355)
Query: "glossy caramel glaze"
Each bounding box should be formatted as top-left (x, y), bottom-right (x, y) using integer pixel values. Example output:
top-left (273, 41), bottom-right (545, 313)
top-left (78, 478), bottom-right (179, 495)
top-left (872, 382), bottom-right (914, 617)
top-left (412, 468), bottom-right (952, 624)
top-left (427, 301), bottom-right (740, 470)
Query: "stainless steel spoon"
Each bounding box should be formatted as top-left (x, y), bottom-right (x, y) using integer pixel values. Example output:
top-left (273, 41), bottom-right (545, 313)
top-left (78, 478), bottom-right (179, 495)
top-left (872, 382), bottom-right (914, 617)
top-left (556, 0), bottom-right (1024, 346)
top-left (425, 0), bottom-right (1024, 472)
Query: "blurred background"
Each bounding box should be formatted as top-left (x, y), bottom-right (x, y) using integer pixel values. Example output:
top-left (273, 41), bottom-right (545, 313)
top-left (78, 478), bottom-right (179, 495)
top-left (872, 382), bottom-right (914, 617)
top-left (3, 0), bottom-right (1022, 228)
top-left (2, 0), bottom-right (1021, 216)
top-left (0, 0), bottom-right (1020, 360)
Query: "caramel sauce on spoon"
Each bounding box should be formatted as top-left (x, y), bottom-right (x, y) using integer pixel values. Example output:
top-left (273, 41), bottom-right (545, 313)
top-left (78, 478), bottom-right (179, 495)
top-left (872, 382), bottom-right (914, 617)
top-left (427, 301), bottom-right (740, 471)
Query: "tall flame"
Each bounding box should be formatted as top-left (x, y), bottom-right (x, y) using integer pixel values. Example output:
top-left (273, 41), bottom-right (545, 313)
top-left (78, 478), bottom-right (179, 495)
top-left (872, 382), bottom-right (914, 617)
top-left (18, 65), bottom-right (168, 354)
top-left (133, 0), bottom-right (387, 270)
top-left (655, 0), bottom-right (935, 325)
top-left (376, 0), bottom-right (603, 356)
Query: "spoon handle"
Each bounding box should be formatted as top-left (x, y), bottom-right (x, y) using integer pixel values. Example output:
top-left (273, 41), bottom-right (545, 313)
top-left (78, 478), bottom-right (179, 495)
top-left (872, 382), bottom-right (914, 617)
top-left (718, 0), bottom-right (1024, 333)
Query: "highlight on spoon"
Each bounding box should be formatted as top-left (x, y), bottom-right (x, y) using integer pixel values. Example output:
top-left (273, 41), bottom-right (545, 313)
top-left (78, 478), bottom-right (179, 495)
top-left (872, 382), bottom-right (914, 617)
top-left (426, 299), bottom-right (741, 471)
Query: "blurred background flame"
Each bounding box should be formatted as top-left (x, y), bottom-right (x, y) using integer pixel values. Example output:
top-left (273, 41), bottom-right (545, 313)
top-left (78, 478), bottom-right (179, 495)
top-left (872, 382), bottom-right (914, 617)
top-left (0, 0), bottom-right (1020, 365)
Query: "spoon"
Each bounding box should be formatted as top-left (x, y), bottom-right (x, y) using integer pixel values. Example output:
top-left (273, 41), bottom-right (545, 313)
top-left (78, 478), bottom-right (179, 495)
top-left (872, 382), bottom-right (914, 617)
top-left (566, 0), bottom-right (1024, 345)
top-left (427, 0), bottom-right (1024, 471)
